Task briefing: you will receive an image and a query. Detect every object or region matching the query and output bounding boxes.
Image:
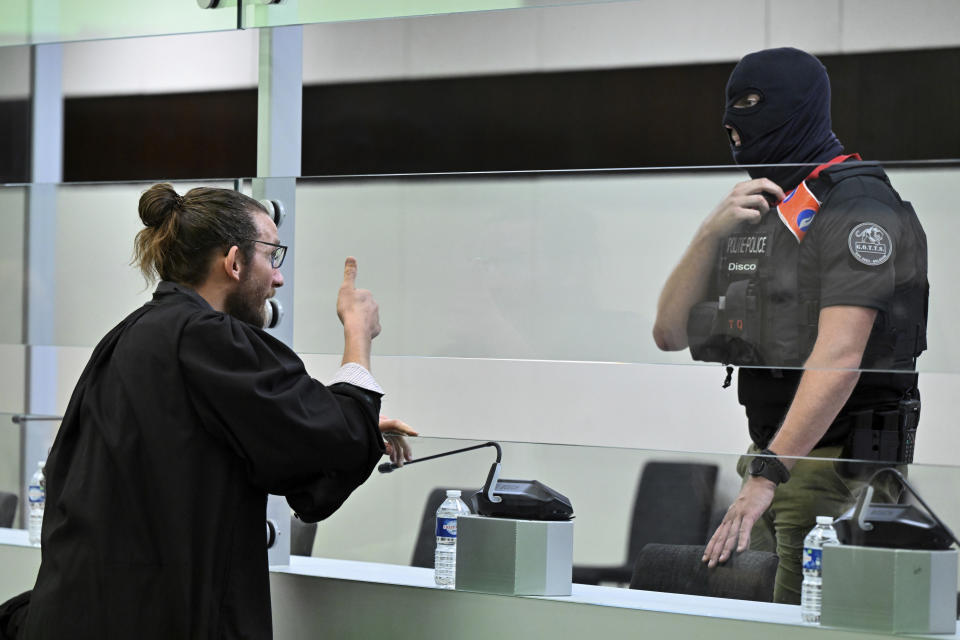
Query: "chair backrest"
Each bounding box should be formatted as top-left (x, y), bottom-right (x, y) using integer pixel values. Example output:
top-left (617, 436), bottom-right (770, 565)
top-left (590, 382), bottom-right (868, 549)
top-left (0, 492), bottom-right (17, 528)
top-left (410, 487), bottom-right (475, 568)
top-left (630, 543), bottom-right (779, 602)
top-left (289, 516), bottom-right (318, 556)
top-left (625, 461), bottom-right (718, 563)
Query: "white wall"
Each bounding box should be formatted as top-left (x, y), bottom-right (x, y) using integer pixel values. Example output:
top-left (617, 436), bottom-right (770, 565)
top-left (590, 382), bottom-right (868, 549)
top-left (0, 46), bottom-right (30, 99)
top-left (0, 187), bottom-right (25, 345)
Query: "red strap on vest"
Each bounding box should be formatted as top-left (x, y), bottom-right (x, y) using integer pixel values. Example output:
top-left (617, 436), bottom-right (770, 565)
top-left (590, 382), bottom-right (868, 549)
top-left (806, 153), bottom-right (862, 181)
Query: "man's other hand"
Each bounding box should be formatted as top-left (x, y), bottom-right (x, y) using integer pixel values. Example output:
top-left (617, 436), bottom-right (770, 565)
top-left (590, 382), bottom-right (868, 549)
top-left (379, 415), bottom-right (418, 466)
top-left (337, 257), bottom-right (381, 340)
top-left (701, 475), bottom-right (776, 568)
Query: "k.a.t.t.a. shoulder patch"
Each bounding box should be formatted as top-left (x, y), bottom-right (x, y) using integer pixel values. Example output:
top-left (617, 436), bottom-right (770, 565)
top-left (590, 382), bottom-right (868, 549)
top-left (847, 222), bottom-right (893, 266)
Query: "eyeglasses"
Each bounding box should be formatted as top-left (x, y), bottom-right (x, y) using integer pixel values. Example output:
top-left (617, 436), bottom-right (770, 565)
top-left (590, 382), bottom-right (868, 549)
top-left (250, 239), bottom-right (288, 269)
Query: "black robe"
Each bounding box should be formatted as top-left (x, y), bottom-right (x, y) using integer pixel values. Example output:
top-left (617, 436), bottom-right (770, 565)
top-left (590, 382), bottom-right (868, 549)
top-left (22, 281), bottom-right (384, 639)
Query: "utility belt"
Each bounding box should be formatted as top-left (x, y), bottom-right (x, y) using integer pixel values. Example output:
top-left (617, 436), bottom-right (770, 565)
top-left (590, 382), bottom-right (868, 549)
top-left (834, 396), bottom-right (920, 465)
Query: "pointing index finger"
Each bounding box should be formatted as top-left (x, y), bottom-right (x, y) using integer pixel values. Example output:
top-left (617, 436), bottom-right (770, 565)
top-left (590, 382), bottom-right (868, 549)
top-left (342, 256), bottom-right (357, 288)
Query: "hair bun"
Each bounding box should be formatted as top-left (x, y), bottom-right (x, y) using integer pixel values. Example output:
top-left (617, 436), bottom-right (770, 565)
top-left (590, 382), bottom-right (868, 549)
top-left (139, 183), bottom-right (183, 228)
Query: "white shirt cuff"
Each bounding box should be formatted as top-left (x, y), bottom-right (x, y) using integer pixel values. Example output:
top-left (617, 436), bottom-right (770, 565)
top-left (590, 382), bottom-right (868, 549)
top-left (329, 362), bottom-right (383, 395)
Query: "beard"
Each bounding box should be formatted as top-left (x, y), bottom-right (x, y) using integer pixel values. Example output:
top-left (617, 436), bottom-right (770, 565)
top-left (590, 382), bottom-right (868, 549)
top-left (224, 274), bottom-right (269, 327)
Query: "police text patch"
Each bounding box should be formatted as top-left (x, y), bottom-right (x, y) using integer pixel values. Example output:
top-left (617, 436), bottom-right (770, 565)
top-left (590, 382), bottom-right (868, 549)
top-left (847, 222), bottom-right (892, 266)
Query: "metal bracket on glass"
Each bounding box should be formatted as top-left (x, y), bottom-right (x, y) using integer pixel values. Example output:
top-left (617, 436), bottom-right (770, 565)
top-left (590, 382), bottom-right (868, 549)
top-left (196, 0), bottom-right (220, 8)
top-left (11, 414), bottom-right (63, 424)
top-left (266, 495), bottom-right (290, 566)
top-left (259, 199), bottom-right (286, 228)
top-left (263, 298), bottom-right (284, 330)
top-left (266, 519), bottom-right (279, 548)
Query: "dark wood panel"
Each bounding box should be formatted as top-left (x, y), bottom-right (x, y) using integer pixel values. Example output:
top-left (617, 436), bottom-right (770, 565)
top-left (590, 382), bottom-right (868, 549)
top-left (826, 49), bottom-right (960, 161)
top-left (50, 47), bottom-right (960, 181)
top-left (301, 48), bottom-right (960, 175)
top-left (63, 90), bottom-right (257, 182)
top-left (302, 63), bottom-right (731, 174)
top-left (0, 100), bottom-right (31, 183)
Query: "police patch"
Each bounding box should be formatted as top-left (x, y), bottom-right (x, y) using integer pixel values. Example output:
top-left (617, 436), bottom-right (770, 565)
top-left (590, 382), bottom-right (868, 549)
top-left (848, 222), bottom-right (892, 266)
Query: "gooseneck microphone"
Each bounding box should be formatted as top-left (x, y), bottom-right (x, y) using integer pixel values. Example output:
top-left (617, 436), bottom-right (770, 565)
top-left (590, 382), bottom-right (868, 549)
top-left (379, 441), bottom-right (503, 506)
top-left (378, 441), bottom-right (501, 473)
top-left (378, 440), bottom-right (574, 521)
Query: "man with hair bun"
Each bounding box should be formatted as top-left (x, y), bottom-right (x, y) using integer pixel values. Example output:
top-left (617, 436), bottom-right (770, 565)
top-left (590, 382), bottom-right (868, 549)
top-left (654, 48), bottom-right (927, 603)
top-left (8, 184), bottom-right (415, 639)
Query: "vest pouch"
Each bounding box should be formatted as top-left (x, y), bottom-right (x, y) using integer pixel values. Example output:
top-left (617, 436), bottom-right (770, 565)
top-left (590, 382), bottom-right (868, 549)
top-left (687, 284), bottom-right (764, 366)
top-left (719, 279), bottom-right (764, 365)
top-left (687, 300), bottom-right (729, 363)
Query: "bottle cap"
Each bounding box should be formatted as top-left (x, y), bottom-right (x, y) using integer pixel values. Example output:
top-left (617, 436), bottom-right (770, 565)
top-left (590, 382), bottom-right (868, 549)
top-left (816, 515), bottom-right (833, 525)
top-left (446, 490), bottom-right (461, 498)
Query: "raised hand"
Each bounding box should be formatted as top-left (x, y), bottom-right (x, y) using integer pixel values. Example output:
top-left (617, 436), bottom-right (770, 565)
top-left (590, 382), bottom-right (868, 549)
top-left (337, 257), bottom-right (381, 341)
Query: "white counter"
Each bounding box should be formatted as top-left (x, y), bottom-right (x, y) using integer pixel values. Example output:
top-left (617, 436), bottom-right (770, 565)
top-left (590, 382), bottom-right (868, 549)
top-left (2, 529), bottom-right (956, 639)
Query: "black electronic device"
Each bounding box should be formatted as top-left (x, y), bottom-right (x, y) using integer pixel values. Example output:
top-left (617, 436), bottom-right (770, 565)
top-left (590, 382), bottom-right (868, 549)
top-left (378, 441), bottom-right (573, 521)
top-left (833, 468), bottom-right (959, 550)
top-left (468, 479), bottom-right (572, 521)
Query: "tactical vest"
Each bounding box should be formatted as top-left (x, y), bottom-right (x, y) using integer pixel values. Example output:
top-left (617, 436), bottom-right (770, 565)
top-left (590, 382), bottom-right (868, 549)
top-left (687, 163), bottom-right (928, 370)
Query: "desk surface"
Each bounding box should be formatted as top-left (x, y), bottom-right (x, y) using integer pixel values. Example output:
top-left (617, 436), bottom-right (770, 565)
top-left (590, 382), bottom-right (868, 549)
top-left (275, 554), bottom-right (800, 624)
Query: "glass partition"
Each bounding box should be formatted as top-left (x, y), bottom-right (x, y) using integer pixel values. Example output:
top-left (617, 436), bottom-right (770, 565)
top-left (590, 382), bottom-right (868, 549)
top-left (0, 171), bottom-right (950, 552)
top-left (290, 163), bottom-right (958, 374)
top-left (301, 437), bottom-right (960, 593)
top-left (1, 1), bottom-right (957, 626)
top-left (7, 164), bottom-right (953, 374)
top-left (0, 0), bottom-right (239, 48)
top-left (2, 170), bottom-right (959, 617)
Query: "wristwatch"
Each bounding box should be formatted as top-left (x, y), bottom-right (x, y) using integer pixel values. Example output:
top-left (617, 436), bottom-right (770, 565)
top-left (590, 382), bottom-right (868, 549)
top-left (748, 449), bottom-right (791, 485)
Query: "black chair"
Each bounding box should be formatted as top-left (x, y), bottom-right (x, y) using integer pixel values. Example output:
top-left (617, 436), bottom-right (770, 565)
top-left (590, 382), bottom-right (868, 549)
top-left (573, 461), bottom-right (718, 585)
top-left (411, 487), bottom-right (475, 568)
top-left (0, 492), bottom-right (17, 528)
top-left (290, 516), bottom-right (317, 556)
top-left (630, 543), bottom-right (779, 602)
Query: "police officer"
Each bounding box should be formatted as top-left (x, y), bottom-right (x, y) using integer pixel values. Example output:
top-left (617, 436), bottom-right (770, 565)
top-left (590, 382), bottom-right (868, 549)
top-left (652, 47), bottom-right (928, 604)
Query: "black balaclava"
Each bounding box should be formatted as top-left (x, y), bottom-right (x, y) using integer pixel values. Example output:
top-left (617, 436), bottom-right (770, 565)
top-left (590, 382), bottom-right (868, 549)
top-left (723, 47), bottom-right (844, 191)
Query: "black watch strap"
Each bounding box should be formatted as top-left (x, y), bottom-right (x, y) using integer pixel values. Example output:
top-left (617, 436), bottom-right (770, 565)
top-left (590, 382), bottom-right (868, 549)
top-left (749, 449), bottom-right (791, 485)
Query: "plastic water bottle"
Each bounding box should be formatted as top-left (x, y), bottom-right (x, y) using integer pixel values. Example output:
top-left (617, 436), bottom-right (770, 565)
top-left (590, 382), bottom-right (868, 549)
top-left (28, 461), bottom-right (46, 547)
top-left (434, 489), bottom-right (471, 589)
top-left (801, 515), bottom-right (839, 624)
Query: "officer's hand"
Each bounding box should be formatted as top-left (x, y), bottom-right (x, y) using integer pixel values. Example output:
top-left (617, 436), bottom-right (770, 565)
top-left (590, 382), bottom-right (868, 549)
top-left (701, 178), bottom-right (786, 239)
top-left (337, 257), bottom-right (381, 340)
top-left (379, 415), bottom-right (418, 466)
top-left (702, 475), bottom-right (776, 568)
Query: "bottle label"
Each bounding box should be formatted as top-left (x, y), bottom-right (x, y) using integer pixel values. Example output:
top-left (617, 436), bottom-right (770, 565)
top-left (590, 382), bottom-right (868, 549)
top-left (28, 484), bottom-right (44, 505)
top-left (436, 517), bottom-right (457, 539)
top-left (802, 546), bottom-right (822, 572)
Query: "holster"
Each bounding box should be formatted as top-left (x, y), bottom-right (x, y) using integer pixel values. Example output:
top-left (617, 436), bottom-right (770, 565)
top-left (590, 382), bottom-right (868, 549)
top-left (839, 397), bottom-right (920, 475)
